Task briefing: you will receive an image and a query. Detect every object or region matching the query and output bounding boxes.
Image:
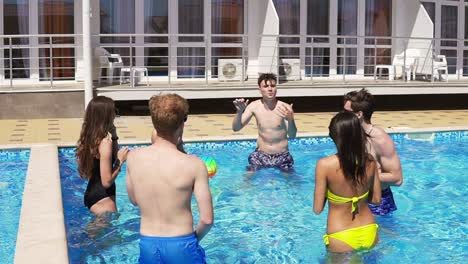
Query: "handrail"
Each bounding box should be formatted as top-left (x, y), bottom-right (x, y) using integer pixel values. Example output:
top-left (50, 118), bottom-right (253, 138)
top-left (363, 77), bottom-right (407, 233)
top-left (0, 33), bottom-right (467, 90)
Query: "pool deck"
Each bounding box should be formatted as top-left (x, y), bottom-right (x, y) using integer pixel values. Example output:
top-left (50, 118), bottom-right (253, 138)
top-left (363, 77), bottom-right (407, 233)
top-left (4, 110), bottom-right (468, 264)
top-left (2, 109), bottom-right (468, 148)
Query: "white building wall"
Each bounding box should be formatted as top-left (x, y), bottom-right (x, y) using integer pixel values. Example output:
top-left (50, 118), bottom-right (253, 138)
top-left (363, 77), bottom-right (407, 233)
top-left (247, 0), bottom-right (279, 78)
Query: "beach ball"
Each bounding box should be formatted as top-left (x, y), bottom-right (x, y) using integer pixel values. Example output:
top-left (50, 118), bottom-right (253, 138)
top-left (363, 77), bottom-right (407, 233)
top-left (201, 156), bottom-right (217, 178)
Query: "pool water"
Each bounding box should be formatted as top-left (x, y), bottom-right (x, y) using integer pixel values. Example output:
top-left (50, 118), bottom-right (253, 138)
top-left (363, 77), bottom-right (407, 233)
top-left (59, 132), bottom-right (468, 263)
top-left (0, 149), bottom-right (30, 263)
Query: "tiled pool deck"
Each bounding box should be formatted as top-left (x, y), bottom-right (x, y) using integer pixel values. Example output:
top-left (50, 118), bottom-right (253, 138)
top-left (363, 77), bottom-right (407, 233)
top-left (1, 110), bottom-right (468, 147)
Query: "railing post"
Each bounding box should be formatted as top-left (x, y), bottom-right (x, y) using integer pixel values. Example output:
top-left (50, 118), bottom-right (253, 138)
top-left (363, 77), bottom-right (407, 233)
top-left (343, 38), bottom-right (346, 82)
top-left (310, 37), bottom-right (314, 83)
top-left (241, 34), bottom-right (245, 84)
top-left (83, 0), bottom-right (93, 107)
top-left (373, 37), bottom-right (377, 81)
top-left (168, 34), bottom-right (171, 87)
top-left (205, 33), bottom-right (208, 86)
top-left (9, 37), bottom-right (13, 89)
top-left (49, 36), bottom-right (54, 88)
top-left (130, 35), bottom-right (134, 87)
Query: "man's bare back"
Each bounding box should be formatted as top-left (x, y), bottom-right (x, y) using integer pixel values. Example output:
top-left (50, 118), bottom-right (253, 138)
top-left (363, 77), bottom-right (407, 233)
top-left (127, 142), bottom-right (211, 236)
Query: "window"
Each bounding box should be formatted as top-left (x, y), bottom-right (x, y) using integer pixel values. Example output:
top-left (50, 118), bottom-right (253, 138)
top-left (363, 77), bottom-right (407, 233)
top-left (307, 0), bottom-right (329, 43)
top-left (3, 0), bottom-right (29, 79)
top-left (144, 0), bottom-right (168, 76)
top-left (38, 0), bottom-right (75, 80)
top-left (211, 0), bottom-right (244, 78)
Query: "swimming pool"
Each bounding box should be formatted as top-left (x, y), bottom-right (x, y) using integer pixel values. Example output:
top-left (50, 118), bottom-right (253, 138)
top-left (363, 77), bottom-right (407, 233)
top-left (59, 131), bottom-right (468, 263)
top-left (0, 149), bottom-right (30, 263)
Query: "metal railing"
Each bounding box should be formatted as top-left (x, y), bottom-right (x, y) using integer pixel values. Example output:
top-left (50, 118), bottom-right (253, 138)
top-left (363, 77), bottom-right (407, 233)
top-left (0, 33), bottom-right (466, 90)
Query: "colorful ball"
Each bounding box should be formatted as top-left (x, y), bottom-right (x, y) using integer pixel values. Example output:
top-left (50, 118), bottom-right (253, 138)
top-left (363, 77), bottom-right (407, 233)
top-left (201, 156), bottom-right (217, 178)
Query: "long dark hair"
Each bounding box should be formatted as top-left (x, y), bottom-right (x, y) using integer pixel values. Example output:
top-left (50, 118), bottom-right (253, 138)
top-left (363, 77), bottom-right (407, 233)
top-left (76, 96), bottom-right (116, 179)
top-left (328, 111), bottom-right (370, 188)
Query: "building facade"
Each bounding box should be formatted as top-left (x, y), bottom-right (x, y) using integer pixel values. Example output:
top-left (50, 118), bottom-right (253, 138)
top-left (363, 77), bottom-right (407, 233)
top-left (0, 0), bottom-right (467, 90)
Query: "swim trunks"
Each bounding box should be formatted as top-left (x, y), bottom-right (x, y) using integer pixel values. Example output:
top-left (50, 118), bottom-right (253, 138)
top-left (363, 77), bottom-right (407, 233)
top-left (247, 149), bottom-right (294, 172)
top-left (139, 232), bottom-right (206, 264)
top-left (368, 187), bottom-right (397, 216)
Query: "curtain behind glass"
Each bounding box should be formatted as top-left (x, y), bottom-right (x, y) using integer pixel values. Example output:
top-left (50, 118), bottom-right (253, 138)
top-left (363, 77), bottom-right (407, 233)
top-left (100, 0), bottom-right (135, 43)
top-left (211, 0), bottom-right (244, 78)
top-left (3, 0), bottom-right (29, 78)
top-left (307, 0), bottom-right (329, 43)
top-left (441, 5), bottom-right (457, 47)
top-left (212, 0), bottom-right (243, 42)
top-left (179, 0), bottom-right (203, 42)
top-left (338, 0), bottom-right (357, 44)
top-left (178, 0), bottom-right (204, 78)
top-left (144, 0), bottom-right (168, 42)
top-left (365, 0), bottom-right (391, 44)
top-left (144, 0), bottom-right (168, 76)
top-left (273, 0), bottom-right (300, 44)
top-left (38, 0), bottom-right (75, 80)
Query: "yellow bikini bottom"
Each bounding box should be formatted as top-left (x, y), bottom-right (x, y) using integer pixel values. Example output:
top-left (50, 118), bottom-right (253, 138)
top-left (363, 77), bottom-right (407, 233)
top-left (323, 223), bottom-right (379, 250)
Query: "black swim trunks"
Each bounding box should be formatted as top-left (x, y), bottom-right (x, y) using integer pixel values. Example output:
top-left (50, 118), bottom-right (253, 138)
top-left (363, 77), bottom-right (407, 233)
top-left (247, 149), bottom-right (294, 172)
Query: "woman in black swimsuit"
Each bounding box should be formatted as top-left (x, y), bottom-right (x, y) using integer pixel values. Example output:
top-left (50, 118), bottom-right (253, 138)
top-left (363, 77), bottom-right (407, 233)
top-left (76, 96), bottom-right (129, 215)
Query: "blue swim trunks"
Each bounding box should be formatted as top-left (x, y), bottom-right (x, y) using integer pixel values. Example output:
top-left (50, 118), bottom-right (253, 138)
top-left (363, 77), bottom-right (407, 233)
top-left (368, 187), bottom-right (397, 216)
top-left (247, 149), bottom-right (294, 172)
top-left (139, 232), bottom-right (206, 264)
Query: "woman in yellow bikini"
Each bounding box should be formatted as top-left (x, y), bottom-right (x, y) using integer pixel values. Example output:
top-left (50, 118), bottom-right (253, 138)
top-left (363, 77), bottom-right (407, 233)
top-left (314, 111), bottom-right (382, 252)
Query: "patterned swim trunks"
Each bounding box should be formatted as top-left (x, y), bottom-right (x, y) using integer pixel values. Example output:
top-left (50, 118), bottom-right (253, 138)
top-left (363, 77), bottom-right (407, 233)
top-left (247, 149), bottom-right (294, 172)
top-left (368, 187), bottom-right (397, 216)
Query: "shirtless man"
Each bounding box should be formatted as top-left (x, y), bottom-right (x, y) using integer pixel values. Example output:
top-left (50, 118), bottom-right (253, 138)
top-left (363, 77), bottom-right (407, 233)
top-left (343, 89), bottom-right (403, 215)
top-left (126, 94), bottom-right (213, 263)
top-left (232, 73), bottom-right (297, 172)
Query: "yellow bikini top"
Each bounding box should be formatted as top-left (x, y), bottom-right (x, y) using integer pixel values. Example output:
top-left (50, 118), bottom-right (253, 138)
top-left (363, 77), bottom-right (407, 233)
top-left (326, 189), bottom-right (369, 213)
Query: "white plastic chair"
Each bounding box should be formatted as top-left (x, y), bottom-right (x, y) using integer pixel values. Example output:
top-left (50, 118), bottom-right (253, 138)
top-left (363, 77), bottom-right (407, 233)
top-left (393, 53), bottom-right (416, 81)
top-left (432, 55), bottom-right (448, 82)
top-left (94, 47), bottom-right (124, 85)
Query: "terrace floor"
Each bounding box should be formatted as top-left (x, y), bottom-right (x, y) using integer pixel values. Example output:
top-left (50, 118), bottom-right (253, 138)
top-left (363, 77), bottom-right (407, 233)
top-left (1, 109), bottom-right (468, 147)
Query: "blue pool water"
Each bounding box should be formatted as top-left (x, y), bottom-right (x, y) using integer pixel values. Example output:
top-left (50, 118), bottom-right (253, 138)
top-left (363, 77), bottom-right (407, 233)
top-left (59, 132), bottom-right (468, 263)
top-left (0, 149), bottom-right (30, 263)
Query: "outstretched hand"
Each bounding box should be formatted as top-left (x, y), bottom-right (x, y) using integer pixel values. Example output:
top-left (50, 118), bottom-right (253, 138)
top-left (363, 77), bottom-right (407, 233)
top-left (277, 103), bottom-right (294, 121)
top-left (233, 98), bottom-right (249, 113)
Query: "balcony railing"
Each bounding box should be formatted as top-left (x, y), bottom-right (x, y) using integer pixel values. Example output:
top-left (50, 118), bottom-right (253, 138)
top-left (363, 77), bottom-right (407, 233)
top-left (0, 33), bottom-right (466, 91)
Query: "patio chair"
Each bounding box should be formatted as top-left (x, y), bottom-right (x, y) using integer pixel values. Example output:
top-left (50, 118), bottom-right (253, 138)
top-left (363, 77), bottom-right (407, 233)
top-left (374, 50), bottom-right (416, 81)
top-left (94, 47), bottom-right (124, 85)
top-left (432, 55), bottom-right (448, 82)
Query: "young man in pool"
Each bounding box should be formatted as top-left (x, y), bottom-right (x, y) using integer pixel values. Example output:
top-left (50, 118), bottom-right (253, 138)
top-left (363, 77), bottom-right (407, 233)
top-left (343, 88), bottom-right (403, 215)
top-left (232, 72), bottom-right (297, 172)
top-left (126, 94), bottom-right (213, 263)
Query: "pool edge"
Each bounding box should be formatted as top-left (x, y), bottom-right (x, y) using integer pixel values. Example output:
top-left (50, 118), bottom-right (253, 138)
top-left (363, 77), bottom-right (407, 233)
top-left (14, 144), bottom-right (68, 264)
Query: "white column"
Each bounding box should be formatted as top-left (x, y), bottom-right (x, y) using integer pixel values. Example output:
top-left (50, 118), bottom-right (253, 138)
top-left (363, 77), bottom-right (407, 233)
top-left (0, 0), bottom-right (4, 83)
top-left (329, 0), bottom-right (338, 78)
top-left (357, 0), bottom-right (365, 77)
top-left (83, 0), bottom-right (93, 107)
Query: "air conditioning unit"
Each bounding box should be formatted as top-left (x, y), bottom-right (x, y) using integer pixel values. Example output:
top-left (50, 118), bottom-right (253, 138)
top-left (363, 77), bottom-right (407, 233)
top-left (218, 59), bottom-right (244, 81)
top-left (279, 58), bottom-right (301, 81)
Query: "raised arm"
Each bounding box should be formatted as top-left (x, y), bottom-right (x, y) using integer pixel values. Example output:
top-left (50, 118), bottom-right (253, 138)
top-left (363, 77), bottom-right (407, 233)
top-left (375, 134), bottom-right (403, 186)
top-left (99, 137), bottom-right (129, 188)
top-left (277, 102), bottom-right (297, 138)
top-left (232, 98), bottom-right (253, 131)
top-left (313, 158), bottom-right (328, 215)
top-left (193, 158), bottom-right (214, 241)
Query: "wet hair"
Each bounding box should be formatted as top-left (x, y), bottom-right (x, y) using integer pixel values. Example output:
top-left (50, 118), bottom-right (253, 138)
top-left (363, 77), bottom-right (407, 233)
top-left (328, 111), bottom-right (370, 188)
top-left (76, 96), bottom-right (116, 179)
top-left (149, 93), bottom-right (189, 138)
top-left (257, 72), bottom-right (277, 86)
top-left (343, 88), bottom-right (375, 123)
